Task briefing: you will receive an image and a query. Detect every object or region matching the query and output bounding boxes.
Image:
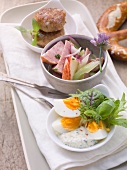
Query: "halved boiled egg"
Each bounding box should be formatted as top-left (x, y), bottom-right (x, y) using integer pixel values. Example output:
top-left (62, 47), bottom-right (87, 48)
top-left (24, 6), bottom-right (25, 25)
top-left (86, 129), bottom-right (107, 140)
top-left (86, 121), bottom-right (108, 140)
top-left (52, 116), bottom-right (81, 134)
top-left (54, 97), bottom-right (80, 118)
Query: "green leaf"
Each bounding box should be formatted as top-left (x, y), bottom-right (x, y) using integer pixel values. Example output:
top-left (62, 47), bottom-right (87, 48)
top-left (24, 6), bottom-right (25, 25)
top-left (15, 26), bottom-right (28, 33)
top-left (71, 88), bottom-right (106, 109)
top-left (73, 61), bottom-right (100, 80)
top-left (84, 110), bottom-right (97, 117)
top-left (84, 109), bottom-right (101, 123)
top-left (96, 99), bottom-right (115, 119)
top-left (71, 89), bottom-right (127, 129)
top-left (32, 34), bottom-right (37, 46)
top-left (111, 93), bottom-right (127, 117)
top-left (109, 118), bottom-right (127, 128)
top-left (32, 18), bottom-right (40, 32)
top-left (15, 20), bottom-right (40, 47)
top-left (118, 93), bottom-right (127, 112)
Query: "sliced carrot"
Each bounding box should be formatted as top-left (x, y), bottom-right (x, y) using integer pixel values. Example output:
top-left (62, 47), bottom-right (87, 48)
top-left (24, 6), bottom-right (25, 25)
top-left (62, 57), bottom-right (71, 80)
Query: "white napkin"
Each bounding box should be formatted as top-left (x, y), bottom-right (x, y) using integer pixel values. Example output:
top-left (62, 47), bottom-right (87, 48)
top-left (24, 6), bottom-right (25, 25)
top-left (0, 14), bottom-right (127, 170)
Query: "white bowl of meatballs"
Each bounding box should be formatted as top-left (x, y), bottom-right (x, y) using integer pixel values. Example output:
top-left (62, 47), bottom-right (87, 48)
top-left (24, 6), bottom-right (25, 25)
top-left (19, 0), bottom-right (77, 53)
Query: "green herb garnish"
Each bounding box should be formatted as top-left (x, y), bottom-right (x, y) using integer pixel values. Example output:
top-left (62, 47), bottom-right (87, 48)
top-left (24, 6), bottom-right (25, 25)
top-left (90, 33), bottom-right (110, 72)
top-left (31, 18), bottom-right (40, 46)
top-left (32, 18), bottom-right (40, 32)
top-left (71, 89), bottom-right (127, 128)
top-left (55, 54), bottom-right (61, 59)
top-left (15, 18), bottom-right (40, 46)
top-left (15, 26), bottom-right (29, 33)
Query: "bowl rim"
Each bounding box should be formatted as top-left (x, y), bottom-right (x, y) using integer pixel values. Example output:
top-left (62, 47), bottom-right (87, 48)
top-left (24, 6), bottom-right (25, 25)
top-left (40, 34), bottom-right (108, 83)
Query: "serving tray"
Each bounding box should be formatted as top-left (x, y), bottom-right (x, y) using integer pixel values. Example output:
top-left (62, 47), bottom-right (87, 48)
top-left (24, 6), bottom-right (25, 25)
top-left (1, 0), bottom-right (127, 170)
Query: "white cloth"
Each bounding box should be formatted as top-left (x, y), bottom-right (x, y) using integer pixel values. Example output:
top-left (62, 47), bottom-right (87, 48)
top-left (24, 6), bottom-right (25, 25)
top-left (0, 14), bottom-right (127, 170)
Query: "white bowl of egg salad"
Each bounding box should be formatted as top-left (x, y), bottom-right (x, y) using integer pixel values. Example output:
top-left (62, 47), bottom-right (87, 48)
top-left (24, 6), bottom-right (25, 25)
top-left (46, 84), bottom-right (127, 152)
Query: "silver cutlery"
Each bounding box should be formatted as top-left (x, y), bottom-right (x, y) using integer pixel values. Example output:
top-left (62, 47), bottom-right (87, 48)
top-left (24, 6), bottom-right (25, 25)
top-left (8, 82), bottom-right (53, 109)
top-left (0, 72), bottom-right (69, 99)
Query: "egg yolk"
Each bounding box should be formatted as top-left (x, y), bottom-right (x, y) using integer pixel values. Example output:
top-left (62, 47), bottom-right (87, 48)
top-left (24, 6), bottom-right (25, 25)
top-left (61, 116), bottom-right (81, 131)
top-left (63, 97), bottom-right (80, 110)
top-left (86, 121), bottom-right (104, 133)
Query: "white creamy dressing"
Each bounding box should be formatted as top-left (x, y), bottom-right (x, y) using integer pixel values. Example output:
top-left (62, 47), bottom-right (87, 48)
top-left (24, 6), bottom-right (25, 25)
top-left (58, 126), bottom-right (97, 148)
top-left (107, 4), bottom-right (121, 29)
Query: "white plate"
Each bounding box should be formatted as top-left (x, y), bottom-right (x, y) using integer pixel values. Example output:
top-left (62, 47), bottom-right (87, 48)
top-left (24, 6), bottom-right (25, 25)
top-left (1, 0), bottom-right (127, 170)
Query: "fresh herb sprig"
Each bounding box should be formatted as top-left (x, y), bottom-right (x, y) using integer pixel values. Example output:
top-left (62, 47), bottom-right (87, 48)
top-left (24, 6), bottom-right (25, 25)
top-left (31, 18), bottom-right (40, 46)
top-left (90, 33), bottom-right (110, 72)
top-left (71, 88), bottom-right (107, 109)
top-left (15, 18), bottom-right (41, 46)
top-left (71, 89), bottom-right (127, 128)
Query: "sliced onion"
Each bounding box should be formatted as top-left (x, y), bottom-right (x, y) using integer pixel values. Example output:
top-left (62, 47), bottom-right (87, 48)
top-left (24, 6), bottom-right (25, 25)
top-left (68, 35), bottom-right (80, 48)
top-left (78, 53), bottom-right (91, 69)
top-left (66, 47), bottom-right (81, 58)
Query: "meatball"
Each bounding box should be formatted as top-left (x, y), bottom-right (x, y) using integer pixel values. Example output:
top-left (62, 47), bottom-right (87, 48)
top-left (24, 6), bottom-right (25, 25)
top-left (34, 8), bottom-right (66, 32)
top-left (37, 29), bottom-right (65, 47)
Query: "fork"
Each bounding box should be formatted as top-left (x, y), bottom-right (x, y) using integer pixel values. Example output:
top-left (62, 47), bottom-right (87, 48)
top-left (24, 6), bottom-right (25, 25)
top-left (8, 82), bottom-right (54, 109)
top-left (0, 72), bottom-right (69, 99)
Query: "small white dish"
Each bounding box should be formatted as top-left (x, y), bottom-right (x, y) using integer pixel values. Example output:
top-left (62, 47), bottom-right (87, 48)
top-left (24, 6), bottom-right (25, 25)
top-left (20, 0), bottom-right (77, 53)
top-left (46, 84), bottom-right (116, 152)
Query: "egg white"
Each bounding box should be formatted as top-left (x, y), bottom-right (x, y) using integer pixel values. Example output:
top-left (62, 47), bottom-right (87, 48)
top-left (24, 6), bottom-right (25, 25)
top-left (54, 99), bottom-right (80, 117)
top-left (86, 129), bottom-right (108, 140)
top-left (52, 117), bottom-right (68, 134)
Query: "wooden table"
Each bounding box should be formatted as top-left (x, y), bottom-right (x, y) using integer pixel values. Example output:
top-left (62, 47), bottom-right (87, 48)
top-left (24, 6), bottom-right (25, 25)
top-left (0, 0), bottom-right (127, 169)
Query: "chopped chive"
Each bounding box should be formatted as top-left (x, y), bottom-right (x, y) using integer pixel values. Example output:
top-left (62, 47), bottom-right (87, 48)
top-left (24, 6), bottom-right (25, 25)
top-left (55, 54), bottom-right (61, 59)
